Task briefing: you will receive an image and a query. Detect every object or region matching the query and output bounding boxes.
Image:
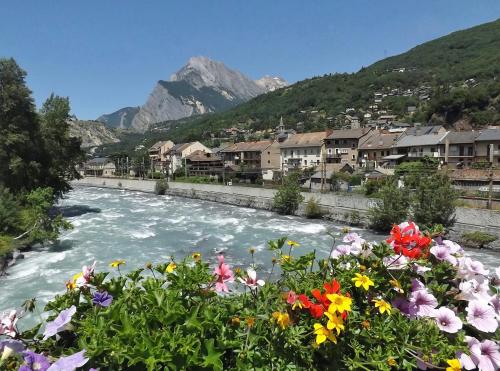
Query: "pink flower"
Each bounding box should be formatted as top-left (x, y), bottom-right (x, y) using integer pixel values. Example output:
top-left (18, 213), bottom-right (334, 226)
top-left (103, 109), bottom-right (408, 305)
top-left (409, 289), bottom-right (438, 317)
top-left (330, 244), bottom-right (351, 259)
top-left (82, 261), bottom-right (96, 282)
top-left (466, 300), bottom-right (498, 333)
top-left (441, 240), bottom-right (462, 254)
top-left (342, 232), bottom-right (364, 244)
top-left (457, 277), bottom-right (492, 302)
top-left (213, 255), bottom-right (234, 293)
top-left (430, 244), bottom-right (457, 265)
top-left (471, 339), bottom-right (500, 371)
top-left (237, 268), bottom-right (265, 289)
top-left (0, 310), bottom-right (18, 338)
top-left (382, 254), bottom-right (409, 270)
top-left (286, 291), bottom-right (298, 305)
top-left (392, 297), bottom-right (411, 316)
top-left (490, 295), bottom-right (500, 316)
top-left (412, 263), bottom-right (432, 275)
top-left (432, 307), bottom-right (463, 333)
top-left (457, 257), bottom-right (489, 280)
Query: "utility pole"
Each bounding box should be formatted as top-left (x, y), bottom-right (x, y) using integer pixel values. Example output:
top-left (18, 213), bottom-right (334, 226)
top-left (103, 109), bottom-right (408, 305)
top-left (488, 144), bottom-right (494, 209)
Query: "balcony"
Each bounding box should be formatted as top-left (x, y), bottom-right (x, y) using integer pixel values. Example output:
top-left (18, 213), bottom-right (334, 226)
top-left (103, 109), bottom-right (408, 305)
top-left (326, 153), bottom-right (342, 159)
top-left (407, 151), bottom-right (440, 158)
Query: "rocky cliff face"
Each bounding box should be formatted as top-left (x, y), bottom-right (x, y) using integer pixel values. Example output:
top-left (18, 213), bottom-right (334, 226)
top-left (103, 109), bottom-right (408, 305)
top-left (97, 107), bottom-right (139, 129)
top-left (255, 75), bottom-right (287, 92)
top-left (100, 57), bottom-right (287, 133)
top-left (68, 120), bottom-right (120, 148)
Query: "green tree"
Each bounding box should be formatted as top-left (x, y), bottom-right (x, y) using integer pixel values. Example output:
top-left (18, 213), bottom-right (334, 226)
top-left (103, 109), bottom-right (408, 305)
top-left (39, 94), bottom-right (84, 196)
top-left (0, 58), bottom-right (44, 193)
top-left (411, 173), bottom-right (457, 228)
top-left (369, 179), bottom-right (409, 232)
top-left (273, 172), bottom-right (304, 215)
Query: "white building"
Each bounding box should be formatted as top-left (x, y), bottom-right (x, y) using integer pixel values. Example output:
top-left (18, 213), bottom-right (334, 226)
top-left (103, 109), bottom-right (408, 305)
top-left (279, 131), bottom-right (328, 173)
top-left (167, 142), bottom-right (212, 175)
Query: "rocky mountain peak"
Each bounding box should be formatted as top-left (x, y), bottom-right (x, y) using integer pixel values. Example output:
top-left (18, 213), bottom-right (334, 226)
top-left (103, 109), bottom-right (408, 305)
top-left (255, 75), bottom-right (288, 92)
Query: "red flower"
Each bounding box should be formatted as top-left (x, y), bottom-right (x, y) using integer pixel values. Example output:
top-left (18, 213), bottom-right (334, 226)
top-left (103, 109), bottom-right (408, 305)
top-left (298, 279), bottom-right (344, 318)
top-left (386, 222), bottom-right (431, 259)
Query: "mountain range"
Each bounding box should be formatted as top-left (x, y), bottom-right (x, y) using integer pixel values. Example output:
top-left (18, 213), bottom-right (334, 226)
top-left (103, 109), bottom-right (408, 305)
top-left (97, 56), bottom-right (287, 132)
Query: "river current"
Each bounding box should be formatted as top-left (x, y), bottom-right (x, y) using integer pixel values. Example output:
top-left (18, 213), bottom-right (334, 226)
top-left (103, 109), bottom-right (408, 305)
top-left (1, 186), bottom-right (498, 324)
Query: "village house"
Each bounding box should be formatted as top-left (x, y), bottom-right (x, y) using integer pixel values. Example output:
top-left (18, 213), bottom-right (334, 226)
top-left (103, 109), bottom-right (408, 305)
top-left (185, 150), bottom-right (224, 178)
top-left (450, 169), bottom-right (500, 193)
top-left (358, 131), bottom-right (400, 168)
top-left (393, 130), bottom-right (448, 162)
top-left (167, 142), bottom-right (212, 175)
top-left (280, 131), bottom-right (328, 174)
top-left (83, 157), bottom-right (116, 177)
top-left (219, 140), bottom-right (280, 181)
top-left (148, 140), bottom-right (175, 172)
top-left (474, 128), bottom-right (500, 165)
top-left (324, 128), bottom-right (373, 168)
top-left (441, 131), bottom-right (478, 168)
top-left (308, 163), bottom-right (354, 191)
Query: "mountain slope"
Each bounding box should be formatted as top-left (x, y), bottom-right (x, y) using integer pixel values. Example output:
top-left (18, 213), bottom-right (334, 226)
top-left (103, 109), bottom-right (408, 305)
top-left (160, 19), bottom-right (500, 142)
top-left (99, 57), bottom-right (287, 132)
top-left (68, 120), bottom-right (120, 148)
top-left (97, 107), bottom-right (139, 129)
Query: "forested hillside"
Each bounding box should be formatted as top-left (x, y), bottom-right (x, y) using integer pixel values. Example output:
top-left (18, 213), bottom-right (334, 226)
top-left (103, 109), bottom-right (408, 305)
top-left (156, 19), bottom-right (499, 143)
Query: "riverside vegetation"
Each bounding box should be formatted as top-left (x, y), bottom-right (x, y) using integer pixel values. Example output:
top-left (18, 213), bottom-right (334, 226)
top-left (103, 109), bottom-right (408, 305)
top-left (0, 58), bottom-right (84, 266)
top-left (0, 222), bottom-right (499, 370)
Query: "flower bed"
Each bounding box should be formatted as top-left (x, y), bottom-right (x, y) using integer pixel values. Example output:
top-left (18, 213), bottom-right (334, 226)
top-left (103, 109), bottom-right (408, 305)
top-left (0, 222), bottom-right (498, 370)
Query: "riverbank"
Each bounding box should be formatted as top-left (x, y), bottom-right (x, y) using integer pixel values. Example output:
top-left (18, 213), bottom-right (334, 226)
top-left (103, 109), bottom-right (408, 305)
top-left (73, 177), bottom-right (500, 249)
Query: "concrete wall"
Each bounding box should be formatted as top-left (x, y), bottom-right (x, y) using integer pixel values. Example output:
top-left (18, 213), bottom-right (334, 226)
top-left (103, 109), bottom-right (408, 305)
top-left (72, 177), bottom-right (500, 245)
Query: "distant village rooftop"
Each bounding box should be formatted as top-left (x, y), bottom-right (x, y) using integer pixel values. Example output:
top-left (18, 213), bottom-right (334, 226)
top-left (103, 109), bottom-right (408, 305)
top-left (476, 128), bottom-right (500, 141)
top-left (280, 131), bottom-right (327, 148)
top-left (220, 140), bottom-right (274, 152)
top-left (326, 128), bottom-right (371, 139)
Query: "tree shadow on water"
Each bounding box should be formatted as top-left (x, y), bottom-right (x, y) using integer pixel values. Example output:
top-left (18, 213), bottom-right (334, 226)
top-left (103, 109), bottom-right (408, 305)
top-left (52, 205), bottom-right (101, 217)
top-left (48, 239), bottom-right (76, 252)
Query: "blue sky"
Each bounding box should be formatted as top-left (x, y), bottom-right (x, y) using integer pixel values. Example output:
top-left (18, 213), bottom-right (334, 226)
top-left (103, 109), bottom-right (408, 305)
top-left (1, 1), bottom-right (499, 119)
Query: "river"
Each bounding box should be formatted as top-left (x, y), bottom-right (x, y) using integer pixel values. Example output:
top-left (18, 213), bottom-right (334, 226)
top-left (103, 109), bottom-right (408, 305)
top-left (1, 186), bottom-right (498, 325)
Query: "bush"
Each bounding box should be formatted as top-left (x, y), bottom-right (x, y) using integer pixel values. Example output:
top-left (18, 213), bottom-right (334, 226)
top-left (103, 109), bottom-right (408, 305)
top-left (4, 223), bottom-right (498, 370)
top-left (304, 197), bottom-right (323, 218)
top-left (369, 180), bottom-right (409, 231)
top-left (461, 231), bottom-right (497, 248)
top-left (411, 174), bottom-right (457, 228)
top-left (0, 235), bottom-right (14, 257)
top-left (363, 179), bottom-right (384, 196)
top-left (154, 179), bottom-right (168, 195)
top-left (273, 172), bottom-right (304, 215)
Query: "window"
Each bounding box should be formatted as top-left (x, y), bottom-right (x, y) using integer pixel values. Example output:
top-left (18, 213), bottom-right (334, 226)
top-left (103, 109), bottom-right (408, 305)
top-left (351, 142), bottom-right (356, 149)
top-left (317, 160), bottom-right (320, 165)
top-left (352, 155), bottom-right (355, 160)
top-left (268, 151), bottom-right (270, 155)
top-left (431, 148), bottom-right (435, 152)
top-left (304, 160), bottom-right (307, 165)
top-left (268, 160), bottom-right (270, 164)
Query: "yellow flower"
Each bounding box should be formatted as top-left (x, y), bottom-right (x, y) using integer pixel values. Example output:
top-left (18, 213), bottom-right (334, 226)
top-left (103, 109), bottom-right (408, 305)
top-left (287, 240), bottom-right (300, 247)
top-left (272, 311), bottom-right (291, 330)
top-left (373, 299), bottom-right (392, 315)
top-left (280, 255), bottom-right (292, 264)
top-left (249, 247), bottom-right (256, 254)
top-left (292, 300), bottom-right (304, 311)
top-left (245, 317), bottom-right (256, 328)
top-left (326, 294), bottom-right (352, 314)
top-left (313, 323), bottom-right (337, 345)
top-left (230, 317), bottom-right (241, 326)
top-left (166, 262), bottom-right (177, 273)
top-left (271, 257), bottom-right (277, 264)
top-left (352, 273), bottom-right (374, 291)
top-left (110, 259), bottom-right (125, 268)
top-left (389, 278), bottom-right (404, 293)
top-left (65, 279), bottom-right (77, 290)
top-left (446, 359), bottom-right (461, 371)
top-left (192, 252), bottom-right (201, 262)
top-left (361, 320), bottom-right (371, 329)
top-left (324, 311), bottom-right (345, 335)
top-left (387, 357), bottom-right (397, 367)
top-left (341, 227), bottom-right (351, 234)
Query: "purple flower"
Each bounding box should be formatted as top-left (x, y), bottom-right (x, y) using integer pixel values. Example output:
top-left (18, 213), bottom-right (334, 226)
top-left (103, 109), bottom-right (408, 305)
top-left (490, 295), bottom-right (500, 315)
top-left (409, 289), bottom-right (438, 317)
top-left (19, 350), bottom-right (51, 371)
top-left (470, 339), bottom-right (500, 371)
top-left (441, 239), bottom-right (462, 254)
top-left (466, 300), bottom-right (498, 333)
top-left (457, 257), bottom-right (489, 280)
top-left (411, 278), bottom-right (426, 292)
top-left (47, 350), bottom-right (89, 371)
top-left (330, 244), bottom-right (351, 259)
top-left (458, 277), bottom-right (492, 302)
top-left (382, 254), bottom-right (409, 270)
top-left (392, 297), bottom-right (411, 316)
top-left (342, 232), bottom-right (364, 244)
top-left (431, 307), bottom-right (463, 333)
top-left (43, 305), bottom-right (76, 340)
top-left (430, 244), bottom-right (457, 265)
top-left (92, 291), bottom-right (113, 307)
top-left (0, 339), bottom-right (25, 362)
top-left (412, 263), bottom-right (431, 276)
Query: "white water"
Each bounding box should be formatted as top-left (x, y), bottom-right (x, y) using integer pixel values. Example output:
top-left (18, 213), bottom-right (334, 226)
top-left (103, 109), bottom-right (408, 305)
top-left (1, 186), bottom-right (498, 319)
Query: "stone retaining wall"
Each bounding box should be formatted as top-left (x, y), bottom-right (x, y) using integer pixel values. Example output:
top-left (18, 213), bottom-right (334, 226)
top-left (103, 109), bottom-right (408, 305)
top-left (72, 177), bottom-right (500, 246)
